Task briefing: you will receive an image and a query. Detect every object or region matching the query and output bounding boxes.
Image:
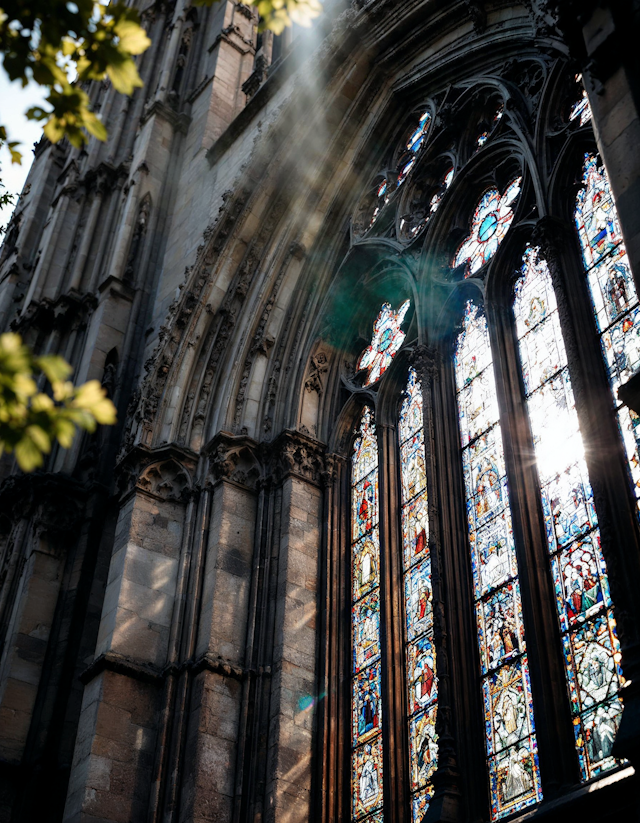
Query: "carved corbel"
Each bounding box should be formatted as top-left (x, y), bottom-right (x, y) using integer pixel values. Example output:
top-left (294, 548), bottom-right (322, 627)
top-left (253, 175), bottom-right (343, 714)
top-left (206, 431), bottom-right (262, 490)
top-left (267, 429), bottom-right (327, 486)
top-left (116, 444), bottom-right (198, 501)
top-left (411, 344), bottom-right (442, 387)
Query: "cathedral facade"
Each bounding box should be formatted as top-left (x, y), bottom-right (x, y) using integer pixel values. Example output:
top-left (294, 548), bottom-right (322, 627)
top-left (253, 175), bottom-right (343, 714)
top-left (2, 1), bottom-right (640, 822)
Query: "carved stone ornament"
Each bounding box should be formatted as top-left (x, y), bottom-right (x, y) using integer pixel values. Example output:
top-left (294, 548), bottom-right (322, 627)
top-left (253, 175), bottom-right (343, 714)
top-left (464, 0), bottom-right (486, 33)
top-left (411, 344), bottom-right (442, 385)
top-left (304, 350), bottom-right (329, 395)
top-left (242, 54), bottom-right (269, 101)
top-left (206, 431), bottom-right (262, 489)
top-left (116, 444), bottom-right (197, 501)
top-left (137, 460), bottom-right (192, 501)
top-left (267, 429), bottom-right (327, 486)
top-left (530, 215), bottom-right (570, 262)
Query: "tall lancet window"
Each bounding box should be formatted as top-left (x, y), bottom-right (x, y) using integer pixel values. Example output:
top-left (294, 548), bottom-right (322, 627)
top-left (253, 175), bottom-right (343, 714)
top-left (514, 247), bottom-right (624, 780)
top-left (575, 153), bottom-right (640, 511)
top-left (399, 368), bottom-right (437, 821)
top-left (455, 302), bottom-right (543, 820)
top-left (351, 407), bottom-right (384, 822)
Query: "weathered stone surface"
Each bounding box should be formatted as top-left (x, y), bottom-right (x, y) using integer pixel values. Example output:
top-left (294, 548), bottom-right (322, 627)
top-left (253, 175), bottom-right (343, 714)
top-left (2, 3), bottom-right (640, 823)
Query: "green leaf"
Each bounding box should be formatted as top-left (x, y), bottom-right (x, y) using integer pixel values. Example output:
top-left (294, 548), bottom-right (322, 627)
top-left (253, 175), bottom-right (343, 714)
top-left (106, 56), bottom-right (144, 94)
top-left (26, 424), bottom-right (52, 454)
top-left (73, 380), bottom-right (117, 424)
top-left (114, 19), bottom-right (151, 56)
top-left (37, 354), bottom-right (73, 383)
top-left (8, 142), bottom-right (22, 164)
top-left (26, 106), bottom-right (50, 122)
top-left (54, 418), bottom-right (76, 448)
top-left (83, 111), bottom-right (108, 141)
top-left (15, 436), bottom-right (44, 472)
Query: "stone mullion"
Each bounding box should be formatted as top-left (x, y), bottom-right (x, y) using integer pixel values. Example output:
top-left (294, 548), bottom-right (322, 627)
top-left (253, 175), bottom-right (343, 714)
top-left (533, 223), bottom-right (640, 768)
top-left (378, 423), bottom-right (408, 823)
top-left (150, 486), bottom-right (207, 823)
top-left (233, 477), bottom-right (278, 823)
top-left (426, 338), bottom-right (489, 823)
top-left (486, 296), bottom-right (580, 796)
top-left (317, 454), bottom-right (348, 823)
top-left (411, 345), bottom-right (462, 823)
top-left (573, 5), bottom-right (640, 295)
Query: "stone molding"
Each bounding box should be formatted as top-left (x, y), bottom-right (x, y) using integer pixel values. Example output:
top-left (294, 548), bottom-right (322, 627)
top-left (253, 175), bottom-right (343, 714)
top-left (206, 430), bottom-right (262, 489)
top-left (10, 290), bottom-right (97, 335)
top-left (115, 443), bottom-right (198, 502)
top-left (79, 650), bottom-right (261, 686)
top-left (267, 428), bottom-right (327, 487)
top-left (140, 99), bottom-right (191, 134)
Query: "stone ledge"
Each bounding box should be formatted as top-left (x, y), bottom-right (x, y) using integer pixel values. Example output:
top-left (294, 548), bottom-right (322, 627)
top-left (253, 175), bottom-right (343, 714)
top-left (79, 650), bottom-right (270, 686)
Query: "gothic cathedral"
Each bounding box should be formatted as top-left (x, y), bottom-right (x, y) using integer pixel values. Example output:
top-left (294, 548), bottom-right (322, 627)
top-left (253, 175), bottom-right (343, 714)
top-left (1, 2), bottom-right (640, 823)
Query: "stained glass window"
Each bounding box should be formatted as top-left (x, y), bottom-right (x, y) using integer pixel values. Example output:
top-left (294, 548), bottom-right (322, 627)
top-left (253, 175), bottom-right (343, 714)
top-left (352, 407), bottom-right (384, 821)
top-left (455, 301), bottom-right (543, 819)
top-left (397, 111), bottom-right (432, 186)
top-left (370, 179), bottom-right (390, 228)
top-left (575, 154), bottom-right (640, 512)
top-left (569, 76), bottom-right (592, 126)
top-left (514, 246), bottom-right (624, 780)
top-left (357, 300), bottom-right (410, 386)
top-left (400, 167), bottom-right (455, 240)
top-left (429, 167), bottom-right (455, 217)
top-left (453, 178), bottom-right (522, 276)
top-left (399, 368), bottom-right (438, 821)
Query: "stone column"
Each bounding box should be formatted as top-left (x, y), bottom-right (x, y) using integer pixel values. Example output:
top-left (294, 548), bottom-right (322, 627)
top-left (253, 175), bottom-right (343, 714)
top-left (62, 451), bottom-right (195, 823)
top-left (67, 171), bottom-right (109, 293)
top-left (562, 0), bottom-right (640, 290)
top-left (263, 431), bottom-right (324, 823)
top-left (175, 433), bottom-right (260, 823)
top-left (0, 482), bottom-right (82, 769)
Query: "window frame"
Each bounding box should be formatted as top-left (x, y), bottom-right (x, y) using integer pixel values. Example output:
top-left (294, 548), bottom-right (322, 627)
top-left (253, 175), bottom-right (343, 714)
top-left (318, 73), bottom-right (640, 823)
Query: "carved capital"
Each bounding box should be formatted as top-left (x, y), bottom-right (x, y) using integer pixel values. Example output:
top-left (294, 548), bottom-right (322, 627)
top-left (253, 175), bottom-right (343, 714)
top-left (267, 429), bottom-right (327, 486)
top-left (530, 216), bottom-right (569, 263)
top-left (411, 345), bottom-right (442, 385)
top-left (116, 444), bottom-right (197, 501)
top-left (206, 431), bottom-right (261, 489)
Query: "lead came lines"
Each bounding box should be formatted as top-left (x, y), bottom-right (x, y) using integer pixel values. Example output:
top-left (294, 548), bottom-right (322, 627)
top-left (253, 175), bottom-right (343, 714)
top-left (455, 302), bottom-right (543, 819)
top-left (399, 368), bottom-right (438, 822)
top-left (514, 246), bottom-right (624, 780)
top-left (351, 407), bottom-right (384, 822)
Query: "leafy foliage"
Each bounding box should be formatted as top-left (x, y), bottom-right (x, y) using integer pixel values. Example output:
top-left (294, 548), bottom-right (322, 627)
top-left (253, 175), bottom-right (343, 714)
top-left (0, 0), bottom-right (151, 155)
top-left (200, 0), bottom-right (322, 34)
top-left (1, 0), bottom-right (323, 159)
top-left (256, 0), bottom-right (323, 33)
top-left (0, 333), bottom-right (117, 471)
